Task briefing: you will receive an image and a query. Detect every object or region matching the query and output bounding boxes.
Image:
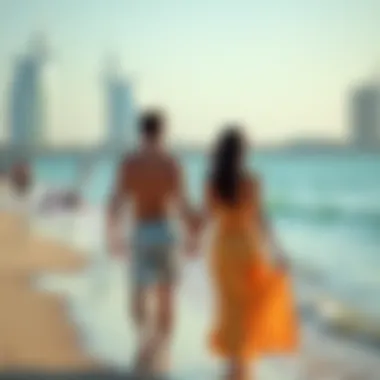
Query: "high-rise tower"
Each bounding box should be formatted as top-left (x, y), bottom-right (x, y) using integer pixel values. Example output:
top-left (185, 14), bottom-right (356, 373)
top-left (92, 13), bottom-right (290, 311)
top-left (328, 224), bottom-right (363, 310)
top-left (8, 34), bottom-right (49, 151)
top-left (349, 74), bottom-right (380, 150)
top-left (104, 61), bottom-right (136, 152)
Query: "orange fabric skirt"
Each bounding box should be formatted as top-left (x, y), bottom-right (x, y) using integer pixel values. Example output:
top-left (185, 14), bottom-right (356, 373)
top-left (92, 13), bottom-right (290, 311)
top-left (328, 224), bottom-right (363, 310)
top-left (209, 246), bottom-right (299, 360)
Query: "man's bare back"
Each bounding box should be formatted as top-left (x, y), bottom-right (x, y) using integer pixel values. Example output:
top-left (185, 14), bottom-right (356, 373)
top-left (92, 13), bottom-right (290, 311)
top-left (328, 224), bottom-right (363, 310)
top-left (117, 150), bottom-right (182, 222)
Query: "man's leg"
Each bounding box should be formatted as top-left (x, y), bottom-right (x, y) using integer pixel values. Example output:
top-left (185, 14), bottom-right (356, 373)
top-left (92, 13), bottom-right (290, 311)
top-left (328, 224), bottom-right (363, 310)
top-left (130, 282), bottom-right (152, 372)
top-left (154, 283), bottom-right (174, 372)
top-left (131, 283), bottom-right (175, 374)
top-left (131, 285), bottom-right (148, 334)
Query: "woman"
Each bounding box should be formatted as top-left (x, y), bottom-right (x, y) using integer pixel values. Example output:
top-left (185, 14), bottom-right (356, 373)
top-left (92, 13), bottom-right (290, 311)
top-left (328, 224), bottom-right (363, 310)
top-left (202, 127), bottom-right (298, 380)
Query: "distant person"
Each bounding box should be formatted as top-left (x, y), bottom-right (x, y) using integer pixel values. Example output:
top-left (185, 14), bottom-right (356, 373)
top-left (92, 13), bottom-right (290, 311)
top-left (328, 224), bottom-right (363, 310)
top-left (197, 127), bottom-right (298, 380)
top-left (106, 110), bottom-right (196, 376)
top-left (10, 159), bottom-right (85, 214)
top-left (3, 160), bottom-right (36, 231)
top-left (9, 160), bottom-right (32, 196)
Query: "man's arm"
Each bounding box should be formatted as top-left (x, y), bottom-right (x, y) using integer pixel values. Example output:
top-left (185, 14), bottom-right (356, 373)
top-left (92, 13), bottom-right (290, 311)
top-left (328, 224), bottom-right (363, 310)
top-left (170, 158), bottom-right (193, 224)
top-left (106, 156), bottom-right (131, 256)
top-left (108, 164), bottom-right (126, 220)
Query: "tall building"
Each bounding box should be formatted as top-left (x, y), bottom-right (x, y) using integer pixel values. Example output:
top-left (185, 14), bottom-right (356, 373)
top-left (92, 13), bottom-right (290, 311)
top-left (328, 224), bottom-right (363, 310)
top-left (105, 67), bottom-right (136, 152)
top-left (349, 82), bottom-right (380, 149)
top-left (8, 35), bottom-right (49, 151)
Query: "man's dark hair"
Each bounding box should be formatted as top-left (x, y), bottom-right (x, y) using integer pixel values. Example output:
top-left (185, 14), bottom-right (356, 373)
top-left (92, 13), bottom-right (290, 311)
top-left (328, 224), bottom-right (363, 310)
top-left (140, 110), bottom-right (164, 140)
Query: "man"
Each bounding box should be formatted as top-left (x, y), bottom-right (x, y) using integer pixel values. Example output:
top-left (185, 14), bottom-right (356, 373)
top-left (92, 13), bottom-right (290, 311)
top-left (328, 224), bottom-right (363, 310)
top-left (106, 110), bottom-right (195, 376)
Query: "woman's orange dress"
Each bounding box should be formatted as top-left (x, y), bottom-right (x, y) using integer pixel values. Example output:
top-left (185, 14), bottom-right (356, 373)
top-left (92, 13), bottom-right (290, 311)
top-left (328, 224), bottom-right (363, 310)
top-left (207, 179), bottom-right (299, 360)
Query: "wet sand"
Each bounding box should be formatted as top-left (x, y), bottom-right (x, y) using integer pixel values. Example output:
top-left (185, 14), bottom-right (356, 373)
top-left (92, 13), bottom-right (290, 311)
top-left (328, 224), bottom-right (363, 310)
top-left (0, 211), bottom-right (98, 370)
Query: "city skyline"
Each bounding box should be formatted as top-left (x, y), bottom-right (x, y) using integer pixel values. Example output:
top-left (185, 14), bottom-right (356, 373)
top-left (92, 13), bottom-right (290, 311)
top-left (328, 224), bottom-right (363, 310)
top-left (0, 0), bottom-right (379, 146)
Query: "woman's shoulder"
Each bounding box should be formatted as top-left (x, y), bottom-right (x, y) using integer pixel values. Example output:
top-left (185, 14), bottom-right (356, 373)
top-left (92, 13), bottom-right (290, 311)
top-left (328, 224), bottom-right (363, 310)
top-left (242, 171), bottom-right (260, 190)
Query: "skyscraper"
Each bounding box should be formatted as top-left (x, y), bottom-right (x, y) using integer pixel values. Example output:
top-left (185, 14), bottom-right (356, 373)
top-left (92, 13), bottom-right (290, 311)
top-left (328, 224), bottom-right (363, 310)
top-left (8, 35), bottom-right (49, 151)
top-left (349, 82), bottom-right (380, 149)
top-left (105, 66), bottom-right (136, 152)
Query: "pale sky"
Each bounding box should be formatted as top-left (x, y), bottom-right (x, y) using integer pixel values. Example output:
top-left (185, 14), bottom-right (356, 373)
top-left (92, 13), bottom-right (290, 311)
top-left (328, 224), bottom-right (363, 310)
top-left (0, 0), bottom-right (379, 145)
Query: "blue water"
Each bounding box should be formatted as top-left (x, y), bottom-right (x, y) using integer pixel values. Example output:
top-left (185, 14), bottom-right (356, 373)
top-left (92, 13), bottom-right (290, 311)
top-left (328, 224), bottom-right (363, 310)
top-left (32, 151), bottom-right (380, 315)
top-left (33, 152), bottom-right (380, 216)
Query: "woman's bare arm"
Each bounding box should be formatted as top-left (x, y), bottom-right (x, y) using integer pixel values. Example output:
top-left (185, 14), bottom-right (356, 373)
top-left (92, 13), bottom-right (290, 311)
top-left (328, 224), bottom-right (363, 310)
top-left (253, 176), bottom-right (288, 269)
top-left (199, 180), bottom-right (213, 228)
top-left (170, 160), bottom-right (205, 256)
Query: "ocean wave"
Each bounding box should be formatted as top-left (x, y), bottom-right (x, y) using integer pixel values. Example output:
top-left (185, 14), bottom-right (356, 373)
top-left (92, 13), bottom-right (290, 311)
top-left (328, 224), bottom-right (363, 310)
top-left (267, 198), bottom-right (380, 226)
top-left (313, 297), bottom-right (380, 349)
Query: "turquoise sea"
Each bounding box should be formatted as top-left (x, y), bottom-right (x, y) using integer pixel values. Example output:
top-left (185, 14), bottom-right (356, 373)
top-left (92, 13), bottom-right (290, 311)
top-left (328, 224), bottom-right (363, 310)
top-left (30, 151), bottom-right (380, 378)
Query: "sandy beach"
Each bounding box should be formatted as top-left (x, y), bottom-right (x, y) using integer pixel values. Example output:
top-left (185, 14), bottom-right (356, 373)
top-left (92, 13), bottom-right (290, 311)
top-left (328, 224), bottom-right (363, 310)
top-left (0, 210), bottom-right (97, 370)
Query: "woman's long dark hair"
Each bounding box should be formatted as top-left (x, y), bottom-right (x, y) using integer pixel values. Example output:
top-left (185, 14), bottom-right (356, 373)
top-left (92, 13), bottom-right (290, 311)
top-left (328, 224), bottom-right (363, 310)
top-left (210, 127), bottom-right (245, 205)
